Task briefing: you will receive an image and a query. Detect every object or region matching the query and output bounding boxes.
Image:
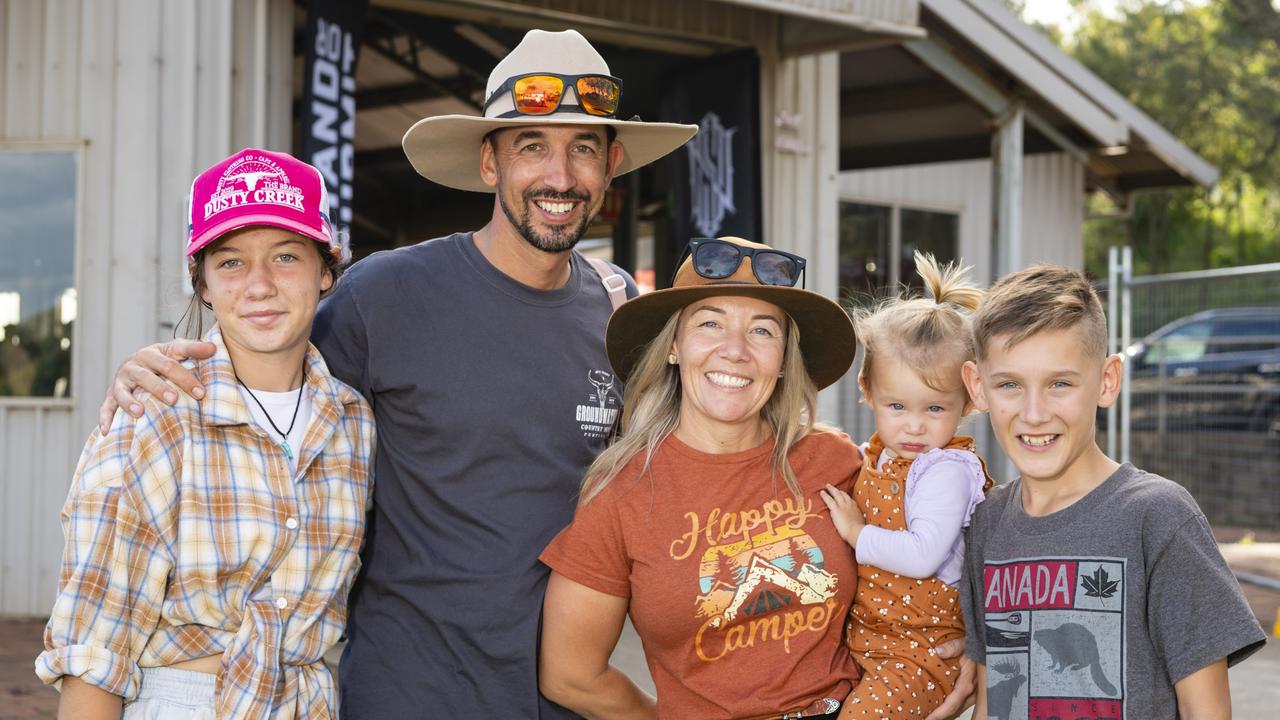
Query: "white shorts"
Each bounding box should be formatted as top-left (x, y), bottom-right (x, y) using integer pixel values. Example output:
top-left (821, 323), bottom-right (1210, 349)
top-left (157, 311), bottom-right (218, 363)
top-left (122, 666), bottom-right (216, 719)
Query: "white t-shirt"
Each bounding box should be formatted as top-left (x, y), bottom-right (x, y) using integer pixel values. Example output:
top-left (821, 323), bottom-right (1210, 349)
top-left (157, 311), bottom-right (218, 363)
top-left (237, 384), bottom-right (312, 476)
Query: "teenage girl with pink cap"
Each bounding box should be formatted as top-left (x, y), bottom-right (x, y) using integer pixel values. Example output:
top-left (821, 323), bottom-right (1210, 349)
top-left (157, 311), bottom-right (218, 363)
top-left (37, 149), bottom-right (374, 719)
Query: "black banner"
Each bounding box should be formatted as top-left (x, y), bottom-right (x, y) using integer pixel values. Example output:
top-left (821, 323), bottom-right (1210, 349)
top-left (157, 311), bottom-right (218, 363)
top-left (300, 0), bottom-right (368, 231)
top-left (663, 49), bottom-right (762, 250)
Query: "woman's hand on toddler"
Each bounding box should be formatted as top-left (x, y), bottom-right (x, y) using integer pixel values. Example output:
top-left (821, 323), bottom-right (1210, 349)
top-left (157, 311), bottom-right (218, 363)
top-left (820, 484), bottom-right (866, 547)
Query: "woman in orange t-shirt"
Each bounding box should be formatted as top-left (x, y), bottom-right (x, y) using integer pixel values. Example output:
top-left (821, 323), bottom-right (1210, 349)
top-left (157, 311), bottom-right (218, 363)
top-left (539, 237), bottom-right (972, 719)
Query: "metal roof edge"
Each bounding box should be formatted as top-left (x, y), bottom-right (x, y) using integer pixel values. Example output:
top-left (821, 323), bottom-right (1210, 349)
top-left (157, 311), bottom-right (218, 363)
top-left (716, 0), bottom-right (926, 38)
top-left (921, 0), bottom-right (1126, 146)
top-left (953, 0), bottom-right (1219, 188)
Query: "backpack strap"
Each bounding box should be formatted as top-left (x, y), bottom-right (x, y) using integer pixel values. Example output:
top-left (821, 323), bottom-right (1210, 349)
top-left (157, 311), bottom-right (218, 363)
top-left (587, 257), bottom-right (628, 311)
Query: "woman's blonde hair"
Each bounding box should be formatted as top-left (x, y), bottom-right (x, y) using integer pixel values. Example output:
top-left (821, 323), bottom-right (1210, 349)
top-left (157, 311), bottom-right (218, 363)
top-left (580, 304), bottom-right (820, 504)
top-left (854, 251), bottom-right (983, 398)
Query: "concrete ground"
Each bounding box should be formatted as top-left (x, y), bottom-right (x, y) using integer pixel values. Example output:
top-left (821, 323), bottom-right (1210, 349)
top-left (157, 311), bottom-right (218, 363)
top-left (5, 541), bottom-right (1277, 719)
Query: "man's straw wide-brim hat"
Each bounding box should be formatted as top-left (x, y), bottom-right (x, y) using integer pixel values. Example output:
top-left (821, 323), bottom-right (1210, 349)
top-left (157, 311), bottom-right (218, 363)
top-left (606, 237), bottom-right (857, 390)
top-left (402, 29), bottom-right (698, 193)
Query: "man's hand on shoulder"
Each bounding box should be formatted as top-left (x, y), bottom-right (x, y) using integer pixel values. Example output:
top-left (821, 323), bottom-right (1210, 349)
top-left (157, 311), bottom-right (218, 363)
top-left (98, 339), bottom-right (215, 432)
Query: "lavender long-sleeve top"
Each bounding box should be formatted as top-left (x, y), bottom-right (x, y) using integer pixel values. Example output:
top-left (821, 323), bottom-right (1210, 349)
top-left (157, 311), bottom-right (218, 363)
top-left (854, 448), bottom-right (987, 587)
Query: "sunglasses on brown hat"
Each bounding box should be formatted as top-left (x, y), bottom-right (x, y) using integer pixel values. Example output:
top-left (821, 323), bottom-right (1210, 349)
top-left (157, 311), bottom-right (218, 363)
top-left (677, 238), bottom-right (807, 289)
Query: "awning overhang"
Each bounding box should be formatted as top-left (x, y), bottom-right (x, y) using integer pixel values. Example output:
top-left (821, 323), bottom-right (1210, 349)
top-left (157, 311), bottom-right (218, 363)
top-left (920, 0), bottom-right (1219, 191)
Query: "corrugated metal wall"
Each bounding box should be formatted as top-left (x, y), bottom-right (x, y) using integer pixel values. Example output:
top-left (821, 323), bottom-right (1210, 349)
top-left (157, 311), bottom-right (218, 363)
top-left (764, 52), bottom-right (844, 422)
top-left (0, 0), bottom-right (291, 616)
top-left (837, 152), bottom-right (1084, 285)
top-left (1019, 152), bottom-right (1085, 268)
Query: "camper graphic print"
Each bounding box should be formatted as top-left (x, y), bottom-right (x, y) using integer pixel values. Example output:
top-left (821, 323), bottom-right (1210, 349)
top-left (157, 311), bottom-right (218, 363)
top-left (669, 497), bottom-right (842, 663)
top-left (982, 557), bottom-right (1125, 720)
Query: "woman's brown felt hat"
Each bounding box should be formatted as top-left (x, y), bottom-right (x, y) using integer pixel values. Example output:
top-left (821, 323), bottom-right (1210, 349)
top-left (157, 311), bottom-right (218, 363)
top-left (605, 236), bottom-right (857, 390)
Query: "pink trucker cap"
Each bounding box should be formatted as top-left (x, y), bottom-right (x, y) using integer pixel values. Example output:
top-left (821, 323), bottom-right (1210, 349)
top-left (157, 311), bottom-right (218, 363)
top-left (187, 148), bottom-right (332, 256)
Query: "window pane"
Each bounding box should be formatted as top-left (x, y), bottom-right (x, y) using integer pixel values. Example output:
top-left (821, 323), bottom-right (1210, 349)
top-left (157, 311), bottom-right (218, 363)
top-left (1210, 315), bottom-right (1280, 354)
top-left (900, 209), bottom-right (958, 292)
top-left (1148, 321), bottom-right (1212, 364)
top-left (838, 202), bottom-right (890, 300)
top-left (0, 151), bottom-right (76, 398)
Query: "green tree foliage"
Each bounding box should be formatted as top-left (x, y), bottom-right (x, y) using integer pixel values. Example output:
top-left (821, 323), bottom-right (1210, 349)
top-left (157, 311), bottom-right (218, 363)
top-left (1057, 1), bottom-right (1280, 276)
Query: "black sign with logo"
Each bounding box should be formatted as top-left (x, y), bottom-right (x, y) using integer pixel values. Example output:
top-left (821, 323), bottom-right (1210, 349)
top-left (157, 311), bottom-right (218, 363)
top-left (663, 49), bottom-right (762, 251)
top-left (300, 0), bottom-right (368, 231)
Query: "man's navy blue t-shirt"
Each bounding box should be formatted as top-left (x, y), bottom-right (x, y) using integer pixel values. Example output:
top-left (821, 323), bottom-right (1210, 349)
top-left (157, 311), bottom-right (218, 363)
top-left (312, 233), bottom-right (633, 718)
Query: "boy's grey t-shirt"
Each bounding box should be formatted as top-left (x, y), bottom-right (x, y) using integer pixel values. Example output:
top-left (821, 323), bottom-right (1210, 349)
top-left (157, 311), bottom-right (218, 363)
top-left (312, 233), bottom-right (634, 718)
top-left (961, 463), bottom-right (1265, 719)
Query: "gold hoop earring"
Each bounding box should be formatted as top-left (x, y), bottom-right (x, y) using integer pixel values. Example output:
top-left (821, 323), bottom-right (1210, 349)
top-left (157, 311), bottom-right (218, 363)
top-left (667, 353), bottom-right (678, 365)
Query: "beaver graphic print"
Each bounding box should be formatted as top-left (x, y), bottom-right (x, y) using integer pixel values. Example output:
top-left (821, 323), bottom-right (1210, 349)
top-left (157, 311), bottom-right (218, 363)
top-left (981, 558), bottom-right (1125, 719)
top-left (1033, 623), bottom-right (1118, 696)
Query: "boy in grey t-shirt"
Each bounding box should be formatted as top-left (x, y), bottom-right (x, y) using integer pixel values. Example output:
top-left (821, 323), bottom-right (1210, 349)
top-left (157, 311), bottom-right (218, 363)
top-left (959, 265), bottom-right (1265, 719)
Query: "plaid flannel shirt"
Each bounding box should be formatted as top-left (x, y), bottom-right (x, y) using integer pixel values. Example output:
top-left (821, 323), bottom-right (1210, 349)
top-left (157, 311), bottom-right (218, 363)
top-left (37, 328), bottom-right (374, 719)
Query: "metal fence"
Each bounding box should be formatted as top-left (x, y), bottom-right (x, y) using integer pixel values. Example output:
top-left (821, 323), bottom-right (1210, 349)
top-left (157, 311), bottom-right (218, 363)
top-left (1102, 248), bottom-right (1280, 530)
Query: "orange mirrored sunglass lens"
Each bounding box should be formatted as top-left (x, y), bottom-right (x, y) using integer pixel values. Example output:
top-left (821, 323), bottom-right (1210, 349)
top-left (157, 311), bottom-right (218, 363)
top-left (512, 75), bottom-right (565, 115)
top-left (576, 77), bottom-right (619, 115)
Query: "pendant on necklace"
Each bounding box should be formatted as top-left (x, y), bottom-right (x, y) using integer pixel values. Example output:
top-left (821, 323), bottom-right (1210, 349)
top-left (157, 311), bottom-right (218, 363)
top-left (280, 439), bottom-right (293, 461)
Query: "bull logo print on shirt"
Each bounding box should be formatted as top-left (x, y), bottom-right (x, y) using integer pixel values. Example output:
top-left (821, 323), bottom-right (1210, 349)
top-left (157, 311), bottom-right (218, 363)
top-left (982, 558), bottom-right (1125, 719)
top-left (671, 498), bottom-right (841, 662)
top-left (576, 370), bottom-right (619, 440)
top-left (587, 370), bottom-right (614, 409)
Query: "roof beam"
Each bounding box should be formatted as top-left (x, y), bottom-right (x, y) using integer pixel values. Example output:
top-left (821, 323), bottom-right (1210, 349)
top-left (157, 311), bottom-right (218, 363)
top-left (356, 81), bottom-right (446, 110)
top-left (919, 0), bottom-right (1126, 146)
top-left (841, 80), bottom-right (970, 116)
top-left (903, 38), bottom-right (1091, 166)
top-left (722, 0), bottom-right (924, 37)
top-left (355, 146), bottom-right (419, 172)
top-left (370, 9), bottom-right (494, 87)
top-left (363, 28), bottom-right (480, 109)
top-left (841, 133), bottom-right (993, 169)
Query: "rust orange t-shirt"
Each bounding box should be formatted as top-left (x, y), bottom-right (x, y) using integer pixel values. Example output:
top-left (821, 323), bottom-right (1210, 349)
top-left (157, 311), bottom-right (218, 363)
top-left (540, 429), bottom-right (862, 720)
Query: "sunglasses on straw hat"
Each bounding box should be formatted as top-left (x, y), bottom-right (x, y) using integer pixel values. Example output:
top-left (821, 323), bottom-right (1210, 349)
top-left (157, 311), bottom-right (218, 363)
top-left (401, 29), bottom-right (697, 193)
top-left (678, 238), bottom-right (808, 288)
top-left (482, 72), bottom-right (623, 118)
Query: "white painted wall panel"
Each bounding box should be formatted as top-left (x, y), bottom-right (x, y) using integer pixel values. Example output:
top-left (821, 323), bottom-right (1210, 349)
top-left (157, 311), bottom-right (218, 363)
top-left (0, 406), bottom-right (76, 614)
top-left (4, 0), bottom-right (43, 137)
top-left (40, 0), bottom-right (78, 138)
top-left (158, 0), bottom-right (200, 331)
top-left (0, 1), bottom-right (7, 131)
top-left (74, 0), bottom-right (118, 441)
top-left (767, 52), bottom-right (843, 423)
top-left (1021, 152), bottom-right (1084, 268)
top-left (108, 0), bottom-right (163, 382)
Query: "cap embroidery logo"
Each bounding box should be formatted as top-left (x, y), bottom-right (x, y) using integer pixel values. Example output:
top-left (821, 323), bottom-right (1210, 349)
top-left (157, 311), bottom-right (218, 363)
top-left (204, 155), bottom-right (306, 220)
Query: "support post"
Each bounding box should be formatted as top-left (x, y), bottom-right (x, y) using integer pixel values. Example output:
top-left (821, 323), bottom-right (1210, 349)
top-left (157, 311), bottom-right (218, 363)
top-left (991, 104), bottom-right (1024, 278)
top-left (1107, 246), bottom-right (1119, 458)
top-left (1120, 245), bottom-right (1133, 464)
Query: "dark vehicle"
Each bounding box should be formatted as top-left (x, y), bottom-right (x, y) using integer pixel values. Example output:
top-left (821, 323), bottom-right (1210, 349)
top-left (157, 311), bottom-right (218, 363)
top-left (1122, 307), bottom-right (1280, 433)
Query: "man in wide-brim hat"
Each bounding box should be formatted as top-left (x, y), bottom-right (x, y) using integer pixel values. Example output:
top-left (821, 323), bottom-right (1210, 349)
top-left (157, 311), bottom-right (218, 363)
top-left (95, 28), bottom-right (696, 719)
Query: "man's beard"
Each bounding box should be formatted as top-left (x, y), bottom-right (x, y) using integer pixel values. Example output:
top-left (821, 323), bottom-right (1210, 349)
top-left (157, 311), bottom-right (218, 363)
top-left (498, 187), bottom-right (594, 254)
